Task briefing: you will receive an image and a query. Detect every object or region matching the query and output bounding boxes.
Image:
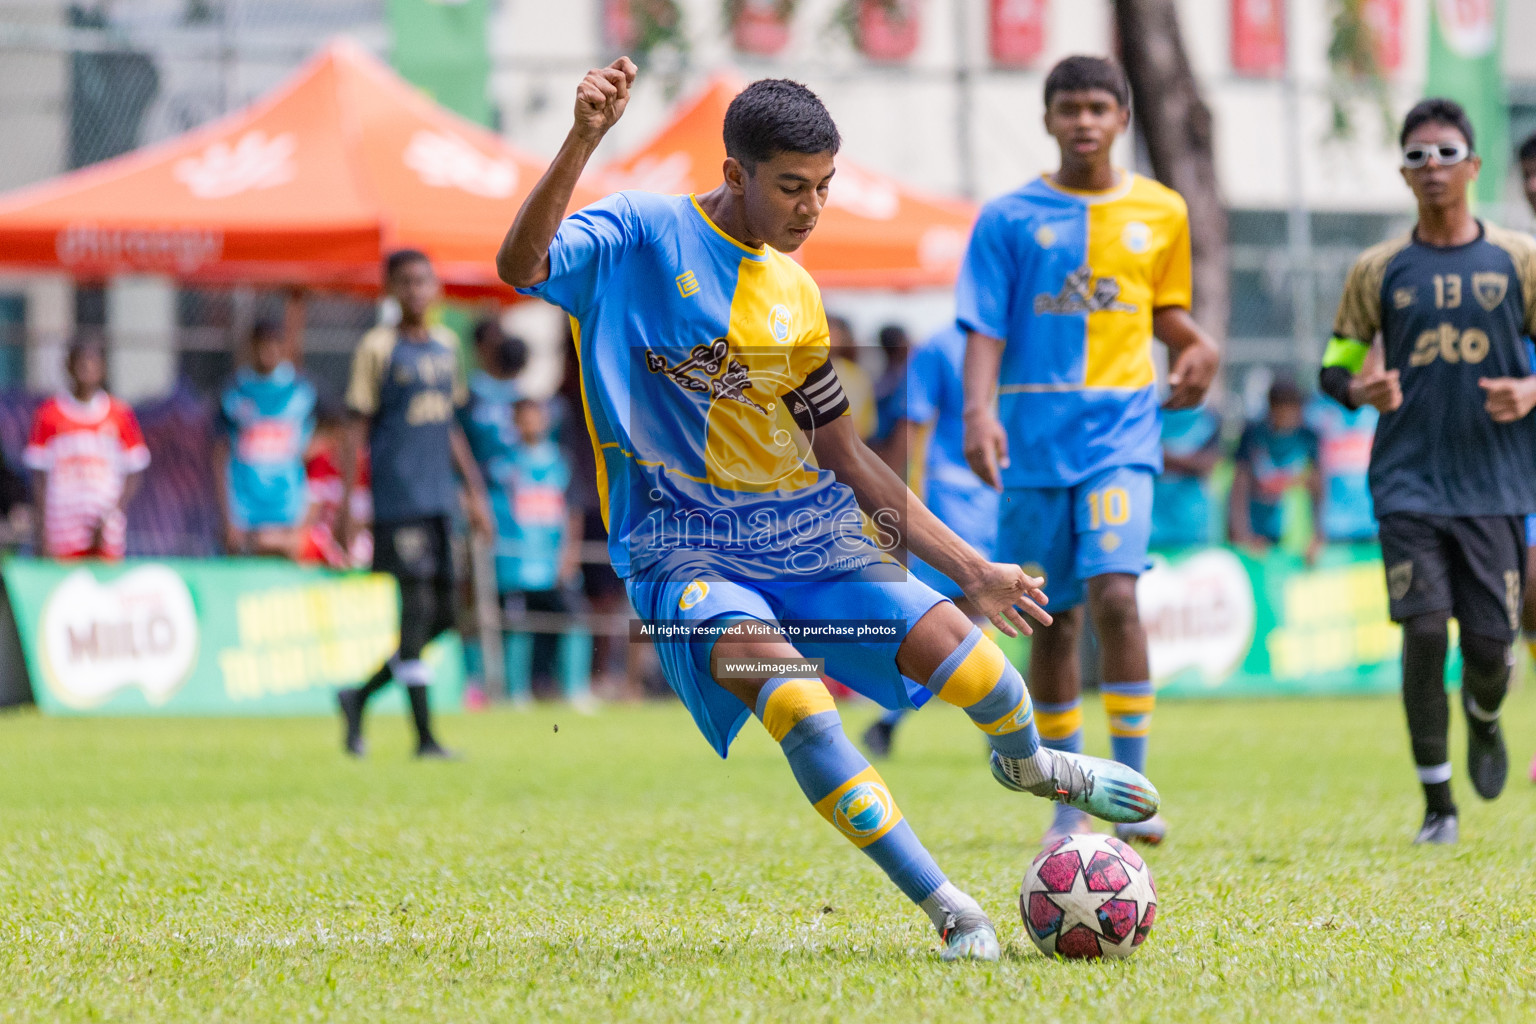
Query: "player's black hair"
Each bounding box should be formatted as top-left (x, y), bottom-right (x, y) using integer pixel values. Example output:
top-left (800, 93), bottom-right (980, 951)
top-left (1268, 376), bottom-right (1304, 408)
top-left (249, 318), bottom-right (282, 343)
top-left (472, 318), bottom-right (528, 377)
top-left (723, 79), bottom-right (840, 173)
top-left (1044, 56), bottom-right (1131, 110)
top-left (512, 396), bottom-right (544, 417)
top-left (384, 248), bottom-right (432, 282)
top-left (877, 324), bottom-right (909, 354)
top-left (1518, 131), bottom-right (1536, 164)
top-left (1400, 98), bottom-right (1476, 152)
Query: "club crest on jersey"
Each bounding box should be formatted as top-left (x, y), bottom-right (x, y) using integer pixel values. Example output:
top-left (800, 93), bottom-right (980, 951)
top-left (679, 580), bottom-right (709, 610)
top-left (1121, 220), bottom-right (1152, 254)
top-left (833, 782), bottom-right (893, 838)
top-left (1035, 266), bottom-right (1137, 316)
top-left (645, 338), bottom-right (768, 415)
top-left (1473, 272), bottom-right (1508, 312)
top-left (1394, 287), bottom-right (1416, 309)
top-left (768, 304), bottom-right (792, 343)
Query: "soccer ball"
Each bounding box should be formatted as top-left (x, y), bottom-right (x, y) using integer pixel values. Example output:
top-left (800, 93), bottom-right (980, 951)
top-left (1019, 833), bottom-right (1157, 959)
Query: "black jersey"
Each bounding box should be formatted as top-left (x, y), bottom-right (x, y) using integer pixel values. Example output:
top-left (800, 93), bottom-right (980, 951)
top-left (1333, 222), bottom-right (1536, 518)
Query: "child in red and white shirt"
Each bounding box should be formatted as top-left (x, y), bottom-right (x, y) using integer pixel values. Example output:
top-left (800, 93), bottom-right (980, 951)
top-left (25, 337), bottom-right (150, 560)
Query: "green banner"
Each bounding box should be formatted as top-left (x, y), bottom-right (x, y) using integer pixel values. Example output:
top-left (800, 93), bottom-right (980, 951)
top-left (3, 559), bottom-right (463, 716)
top-left (387, 0), bottom-right (494, 127)
top-left (992, 544), bottom-right (1438, 698)
top-left (1428, 0), bottom-right (1507, 206)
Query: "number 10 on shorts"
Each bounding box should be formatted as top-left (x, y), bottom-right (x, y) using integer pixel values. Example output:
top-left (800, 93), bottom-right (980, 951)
top-left (1088, 486), bottom-right (1131, 529)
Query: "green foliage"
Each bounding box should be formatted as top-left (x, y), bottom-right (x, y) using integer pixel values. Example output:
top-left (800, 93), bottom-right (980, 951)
top-left (3, 696), bottom-right (1536, 1021)
top-left (1327, 0), bottom-right (1397, 144)
top-left (625, 0), bottom-right (689, 68)
top-left (827, 0), bottom-right (909, 48)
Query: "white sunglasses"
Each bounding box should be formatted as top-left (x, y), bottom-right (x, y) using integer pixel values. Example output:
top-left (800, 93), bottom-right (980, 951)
top-left (1402, 141), bottom-right (1470, 169)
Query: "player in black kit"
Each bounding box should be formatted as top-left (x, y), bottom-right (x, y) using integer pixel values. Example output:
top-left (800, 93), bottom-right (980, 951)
top-left (1320, 99), bottom-right (1536, 846)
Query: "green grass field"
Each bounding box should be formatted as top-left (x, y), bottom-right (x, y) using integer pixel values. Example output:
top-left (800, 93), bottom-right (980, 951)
top-left (4, 691), bottom-right (1536, 1023)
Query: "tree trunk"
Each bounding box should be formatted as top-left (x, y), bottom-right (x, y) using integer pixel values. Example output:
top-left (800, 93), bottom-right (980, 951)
top-left (1114, 0), bottom-right (1229, 343)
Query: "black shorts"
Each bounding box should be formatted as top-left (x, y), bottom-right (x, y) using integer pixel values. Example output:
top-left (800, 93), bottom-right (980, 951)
top-left (372, 516), bottom-right (454, 585)
top-left (1377, 512), bottom-right (1527, 640)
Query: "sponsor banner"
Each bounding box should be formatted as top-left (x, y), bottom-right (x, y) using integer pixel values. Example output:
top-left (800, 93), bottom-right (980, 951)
top-left (1144, 545), bottom-right (1405, 697)
top-left (3, 558), bottom-right (463, 716)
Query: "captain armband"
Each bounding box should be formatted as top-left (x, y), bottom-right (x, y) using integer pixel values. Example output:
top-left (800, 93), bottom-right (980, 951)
top-left (785, 360), bottom-right (850, 430)
top-left (1318, 336), bottom-right (1367, 411)
top-left (1321, 336), bottom-right (1369, 374)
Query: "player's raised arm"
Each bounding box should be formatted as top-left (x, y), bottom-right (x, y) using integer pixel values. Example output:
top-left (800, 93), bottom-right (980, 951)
top-left (496, 57), bottom-right (637, 289)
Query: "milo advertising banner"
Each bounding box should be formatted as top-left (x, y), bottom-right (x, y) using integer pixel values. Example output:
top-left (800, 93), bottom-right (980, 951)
top-left (1140, 545), bottom-right (1411, 697)
top-left (1, 559), bottom-right (463, 716)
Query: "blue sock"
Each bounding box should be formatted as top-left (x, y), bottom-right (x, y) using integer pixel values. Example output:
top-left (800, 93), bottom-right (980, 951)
top-left (757, 678), bottom-right (946, 904)
top-left (926, 627), bottom-right (1041, 760)
top-left (1101, 680), bottom-right (1153, 774)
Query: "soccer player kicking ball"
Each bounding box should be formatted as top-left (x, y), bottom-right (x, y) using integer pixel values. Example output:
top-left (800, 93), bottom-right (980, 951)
top-left (496, 59), bottom-right (1159, 962)
top-left (1320, 99), bottom-right (1536, 845)
top-left (959, 57), bottom-right (1220, 847)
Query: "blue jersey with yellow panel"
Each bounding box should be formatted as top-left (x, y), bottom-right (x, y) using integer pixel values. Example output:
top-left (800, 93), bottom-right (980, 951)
top-left (518, 191), bottom-right (882, 583)
top-left (956, 173), bottom-right (1192, 488)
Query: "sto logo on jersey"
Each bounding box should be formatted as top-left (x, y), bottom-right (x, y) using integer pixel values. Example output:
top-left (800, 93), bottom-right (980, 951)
top-left (768, 304), bottom-right (792, 343)
top-left (833, 781), bottom-right (894, 838)
top-left (1035, 266), bottom-right (1137, 316)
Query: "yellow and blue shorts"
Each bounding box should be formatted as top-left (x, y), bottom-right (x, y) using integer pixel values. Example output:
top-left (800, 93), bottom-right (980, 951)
top-left (997, 464), bottom-right (1153, 610)
top-left (626, 561), bottom-right (948, 757)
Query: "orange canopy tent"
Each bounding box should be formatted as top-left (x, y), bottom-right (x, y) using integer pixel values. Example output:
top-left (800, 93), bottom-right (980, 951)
top-left (603, 77), bottom-right (978, 290)
top-left (0, 40), bottom-right (602, 296)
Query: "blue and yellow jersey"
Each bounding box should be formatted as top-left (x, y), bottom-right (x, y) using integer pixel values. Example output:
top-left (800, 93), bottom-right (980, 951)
top-left (956, 172), bottom-right (1191, 489)
top-left (217, 362), bottom-right (317, 528)
top-left (519, 191), bottom-right (880, 582)
top-left (345, 323), bottom-right (467, 523)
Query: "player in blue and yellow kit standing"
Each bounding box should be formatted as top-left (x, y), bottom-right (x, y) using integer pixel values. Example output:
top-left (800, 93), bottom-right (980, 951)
top-left (335, 250), bottom-right (492, 759)
top-left (959, 57), bottom-right (1220, 846)
top-left (214, 319), bottom-right (318, 557)
top-left (1320, 100), bottom-right (1536, 843)
top-left (496, 59), bottom-right (1158, 961)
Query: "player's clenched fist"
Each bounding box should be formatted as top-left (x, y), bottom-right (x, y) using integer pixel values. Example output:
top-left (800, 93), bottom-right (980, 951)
top-left (1478, 376), bottom-right (1536, 423)
top-left (1349, 368), bottom-right (1402, 413)
top-left (574, 57), bottom-right (637, 140)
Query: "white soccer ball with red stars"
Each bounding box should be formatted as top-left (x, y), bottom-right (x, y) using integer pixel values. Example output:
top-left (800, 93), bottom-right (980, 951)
top-left (1020, 833), bottom-right (1157, 959)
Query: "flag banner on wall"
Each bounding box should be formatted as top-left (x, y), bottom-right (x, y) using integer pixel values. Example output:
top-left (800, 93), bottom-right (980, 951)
top-left (857, 0), bottom-right (921, 61)
top-left (731, 0), bottom-right (792, 56)
top-left (1363, 0), bottom-right (1403, 73)
top-left (990, 0), bottom-right (1047, 67)
top-left (386, 0), bottom-right (493, 127)
top-left (1428, 0), bottom-right (1507, 206)
top-left (1230, 0), bottom-right (1285, 76)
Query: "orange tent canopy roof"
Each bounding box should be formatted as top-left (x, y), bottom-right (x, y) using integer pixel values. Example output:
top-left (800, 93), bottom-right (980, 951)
top-left (0, 40), bottom-right (603, 296)
top-left (602, 76), bottom-right (977, 290)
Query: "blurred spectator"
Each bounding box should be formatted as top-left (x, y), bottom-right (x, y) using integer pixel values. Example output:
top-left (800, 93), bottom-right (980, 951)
top-left (0, 455), bottom-right (30, 550)
top-left (1306, 394), bottom-right (1378, 542)
top-left (1519, 131), bottom-right (1536, 218)
top-left (1229, 378), bottom-right (1323, 562)
top-left (872, 323), bottom-right (910, 447)
top-left (459, 319), bottom-right (526, 470)
top-left (25, 336), bottom-right (149, 561)
top-left (213, 320), bottom-right (317, 557)
top-left (501, 397), bottom-right (590, 706)
top-left (553, 338), bottom-right (639, 698)
top-left (1151, 405), bottom-right (1223, 548)
top-left (828, 315), bottom-right (876, 440)
top-left (297, 399), bottom-right (372, 568)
